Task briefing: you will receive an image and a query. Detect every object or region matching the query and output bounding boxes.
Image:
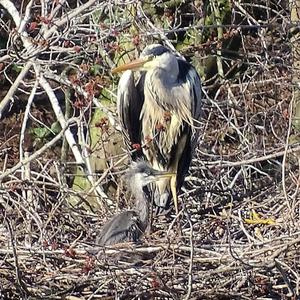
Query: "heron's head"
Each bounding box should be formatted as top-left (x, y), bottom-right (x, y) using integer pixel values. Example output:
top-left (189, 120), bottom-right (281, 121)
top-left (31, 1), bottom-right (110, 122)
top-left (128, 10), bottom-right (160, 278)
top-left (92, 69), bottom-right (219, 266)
top-left (112, 44), bottom-right (178, 75)
top-left (125, 161), bottom-right (175, 188)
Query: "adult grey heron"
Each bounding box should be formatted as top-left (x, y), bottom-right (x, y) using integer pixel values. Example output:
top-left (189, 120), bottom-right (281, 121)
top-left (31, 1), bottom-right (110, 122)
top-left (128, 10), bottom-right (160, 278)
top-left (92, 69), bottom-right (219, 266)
top-left (112, 44), bottom-right (202, 214)
top-left (96, 161), bottom-right (175, 246)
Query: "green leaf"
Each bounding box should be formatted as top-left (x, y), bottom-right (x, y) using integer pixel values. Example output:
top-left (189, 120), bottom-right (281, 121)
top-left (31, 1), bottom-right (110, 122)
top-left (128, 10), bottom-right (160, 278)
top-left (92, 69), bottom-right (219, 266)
top-left (50, 121), bottom-right (61, 134)
top-left (90, 64), bottom-right (102, 76)
top-left (32, 127), bottom-right (50, 139)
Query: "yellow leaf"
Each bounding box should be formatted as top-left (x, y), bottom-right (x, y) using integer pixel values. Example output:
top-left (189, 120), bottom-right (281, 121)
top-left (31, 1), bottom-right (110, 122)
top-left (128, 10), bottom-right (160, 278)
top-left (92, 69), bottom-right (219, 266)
top-left (244, 210), bottom-right (276, 225)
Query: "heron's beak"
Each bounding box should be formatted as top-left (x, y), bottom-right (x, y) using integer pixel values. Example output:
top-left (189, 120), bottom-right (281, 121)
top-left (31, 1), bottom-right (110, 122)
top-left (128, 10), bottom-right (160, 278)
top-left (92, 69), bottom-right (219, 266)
top-left (170, 175), bottom-right (178, 215)
top-left (111, 55), bottom-right (154, 74)
top-left (153, 171), bottom-right (179, 215)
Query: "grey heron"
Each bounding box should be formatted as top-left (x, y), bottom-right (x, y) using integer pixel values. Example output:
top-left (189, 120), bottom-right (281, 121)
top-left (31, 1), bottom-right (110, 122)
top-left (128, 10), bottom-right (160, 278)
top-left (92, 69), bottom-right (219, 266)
top-left (112, 44), bottom-right (202, 214)
top-left (96, 161), bottom-right (175, 246)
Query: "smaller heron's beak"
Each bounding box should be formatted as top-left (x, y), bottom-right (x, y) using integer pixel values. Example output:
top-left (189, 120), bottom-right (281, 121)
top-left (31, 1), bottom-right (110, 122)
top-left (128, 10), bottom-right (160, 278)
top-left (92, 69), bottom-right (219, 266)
top-left (153, 170), bottom-right (176, 180)
top-left (111, 55), bottom-right (153, 74)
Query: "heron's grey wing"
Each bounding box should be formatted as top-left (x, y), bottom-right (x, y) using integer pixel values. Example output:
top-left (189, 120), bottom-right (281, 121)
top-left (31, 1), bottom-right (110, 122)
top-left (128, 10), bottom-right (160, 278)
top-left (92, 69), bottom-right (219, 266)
top-left (117, 70), bottom-right (144, 159)
top-left (175, 60), bottom-right (202, 188)
top-left (189, 67), bottom-right (202, 124)
top-left (177, 60), bottom-right (202, 124)
top-left (186, 63), bottom-right (202, 148)
top-left (96, 210), bottom-right (143, 246)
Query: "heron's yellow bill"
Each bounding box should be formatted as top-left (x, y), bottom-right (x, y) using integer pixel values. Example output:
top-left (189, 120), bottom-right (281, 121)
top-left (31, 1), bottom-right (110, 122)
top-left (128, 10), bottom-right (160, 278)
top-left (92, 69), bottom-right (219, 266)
top-left (170, 175), bottom-right (178, 215)
top-left (111, 55), bottom-right (153, 74)
top-left (154, 171), bottom-right (179, 216)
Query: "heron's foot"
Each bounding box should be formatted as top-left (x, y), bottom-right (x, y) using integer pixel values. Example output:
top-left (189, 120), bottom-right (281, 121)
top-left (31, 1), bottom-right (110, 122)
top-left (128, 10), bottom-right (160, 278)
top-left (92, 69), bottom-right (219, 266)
top-left (153, 192), bottom-right (172, 215)
top-left (244, 210), bottom-right (276, 225)
top-left (175, 215), bottom-right (183, 237)
top-left (154, 191), bottom-right (169, 208)
top-left (154, 205), bottom-right (173, 216)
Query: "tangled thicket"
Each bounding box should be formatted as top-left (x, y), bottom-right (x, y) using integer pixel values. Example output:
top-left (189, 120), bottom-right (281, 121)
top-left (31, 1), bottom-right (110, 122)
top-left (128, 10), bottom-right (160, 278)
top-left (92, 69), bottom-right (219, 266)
top-left (0, 0), bottom-right (300, 299)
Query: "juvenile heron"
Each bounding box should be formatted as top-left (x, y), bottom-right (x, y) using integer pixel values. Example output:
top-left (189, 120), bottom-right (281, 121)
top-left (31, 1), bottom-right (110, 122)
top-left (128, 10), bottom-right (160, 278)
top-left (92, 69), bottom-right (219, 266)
top-left (96, 161), bottom-right (175, 246)
top-left (112, 44), bottom-right (202, 213)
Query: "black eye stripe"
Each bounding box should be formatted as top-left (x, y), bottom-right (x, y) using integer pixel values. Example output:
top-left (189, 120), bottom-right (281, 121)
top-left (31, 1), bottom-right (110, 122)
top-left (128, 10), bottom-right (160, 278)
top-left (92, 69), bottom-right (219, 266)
top-left (151, 47), bottom-right (169, 56)
top-left (143, 45), bottom-right (170, 57)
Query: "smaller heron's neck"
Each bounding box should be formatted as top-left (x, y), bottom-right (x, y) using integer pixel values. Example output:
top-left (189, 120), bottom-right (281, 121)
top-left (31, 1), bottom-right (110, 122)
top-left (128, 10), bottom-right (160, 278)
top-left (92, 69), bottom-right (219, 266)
top-left (131, 183), bottom-right (149, 230)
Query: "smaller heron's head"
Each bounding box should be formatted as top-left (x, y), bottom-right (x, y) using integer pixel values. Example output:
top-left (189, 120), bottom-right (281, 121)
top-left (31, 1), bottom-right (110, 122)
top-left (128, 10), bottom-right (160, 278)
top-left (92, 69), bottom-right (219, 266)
top-left (111, 44), bottom-right (178, 75)
top-left (125, 161), bottom-right (175, 188)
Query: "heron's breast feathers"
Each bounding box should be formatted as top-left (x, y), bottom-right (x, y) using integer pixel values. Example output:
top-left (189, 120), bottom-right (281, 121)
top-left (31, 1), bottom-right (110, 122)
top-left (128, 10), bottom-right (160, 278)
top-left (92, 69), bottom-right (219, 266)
top-left (141, 99), bottom-right (186, 166)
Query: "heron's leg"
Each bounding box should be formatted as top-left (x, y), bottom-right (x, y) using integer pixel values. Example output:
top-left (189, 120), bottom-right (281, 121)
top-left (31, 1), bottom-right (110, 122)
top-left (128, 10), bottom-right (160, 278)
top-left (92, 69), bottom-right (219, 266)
top-left (148, 191), bottom-right (154, 234)
top-left (170, 175), bottom-right (178, 215)
top-left (170, 175), bottom-right (183, 239)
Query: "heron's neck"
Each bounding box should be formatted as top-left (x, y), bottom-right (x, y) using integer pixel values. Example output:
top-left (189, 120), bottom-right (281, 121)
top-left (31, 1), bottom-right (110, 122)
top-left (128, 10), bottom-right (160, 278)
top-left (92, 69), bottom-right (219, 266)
top-left (149, 68), bottom-right (177, 86)
top-left (144, 68), bottom-right (193, 125)
top-left (144, 68), bottom-right (177, 110)
top-left (131, 183), bottom-right (149, 230)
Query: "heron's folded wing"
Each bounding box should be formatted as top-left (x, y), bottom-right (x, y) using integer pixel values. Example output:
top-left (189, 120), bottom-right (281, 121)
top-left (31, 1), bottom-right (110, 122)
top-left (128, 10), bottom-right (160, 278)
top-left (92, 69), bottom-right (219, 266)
top-left (117, 70), bottom-right (144, 159)
top-left (186, 65), bottom-right (202, 151)
top-left (175, 61), bottom-right (203, 187)
top-left (96, 210), bottom-right (140, 246)
top-left (188, 66), bottom-right (202, 123)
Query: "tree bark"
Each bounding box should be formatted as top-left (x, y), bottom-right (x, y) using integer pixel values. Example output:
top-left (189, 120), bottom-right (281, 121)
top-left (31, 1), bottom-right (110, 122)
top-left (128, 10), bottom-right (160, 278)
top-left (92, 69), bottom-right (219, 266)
top-left (290, 0), bottom-right (300, 130)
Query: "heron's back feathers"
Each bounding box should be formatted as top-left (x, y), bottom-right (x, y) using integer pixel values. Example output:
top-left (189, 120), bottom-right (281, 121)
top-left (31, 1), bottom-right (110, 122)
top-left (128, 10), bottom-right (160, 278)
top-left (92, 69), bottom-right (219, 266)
top-left (96, 210), bottom-right (143, 246)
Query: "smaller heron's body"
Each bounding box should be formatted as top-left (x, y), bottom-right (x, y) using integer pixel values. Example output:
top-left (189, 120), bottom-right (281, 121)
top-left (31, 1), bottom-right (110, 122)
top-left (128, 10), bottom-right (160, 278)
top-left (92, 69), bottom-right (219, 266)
top-left (96, 210), bottom-right (143, 246)
top-left (96, 162), bottom-right (174, 246)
